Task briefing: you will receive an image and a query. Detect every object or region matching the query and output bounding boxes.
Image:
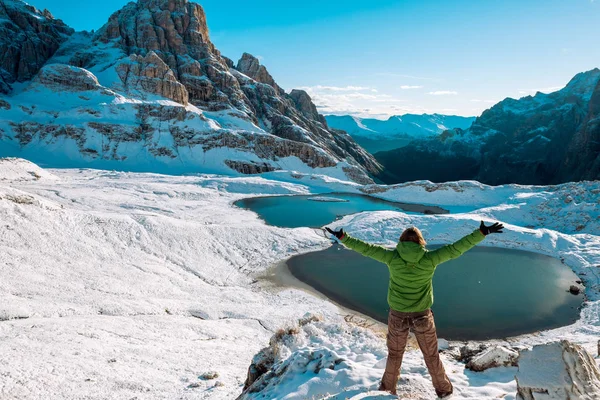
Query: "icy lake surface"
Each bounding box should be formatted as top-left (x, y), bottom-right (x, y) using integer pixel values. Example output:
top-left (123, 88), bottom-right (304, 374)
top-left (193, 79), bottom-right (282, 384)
top-left (234, 193), bottom-right (448, 228)
top-left (288, 244), bottom-right (582, 340)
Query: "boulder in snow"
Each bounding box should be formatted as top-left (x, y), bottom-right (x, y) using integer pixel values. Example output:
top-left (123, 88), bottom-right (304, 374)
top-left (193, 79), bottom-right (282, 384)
top-left (466, 345), bottom-right (518, 372)
top-left (516, 340), bottom-right (600, 400)
top-left (32, 64), bottom-right (100, 91)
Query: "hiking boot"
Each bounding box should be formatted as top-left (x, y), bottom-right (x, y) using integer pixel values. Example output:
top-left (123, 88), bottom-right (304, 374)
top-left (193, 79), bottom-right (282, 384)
top-left (436, 391), bottom-right (453, 399)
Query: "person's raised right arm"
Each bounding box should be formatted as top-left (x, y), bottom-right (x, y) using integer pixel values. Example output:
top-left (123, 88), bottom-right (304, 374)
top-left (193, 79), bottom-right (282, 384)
top-left (326, 227), bottom-right (395, 265)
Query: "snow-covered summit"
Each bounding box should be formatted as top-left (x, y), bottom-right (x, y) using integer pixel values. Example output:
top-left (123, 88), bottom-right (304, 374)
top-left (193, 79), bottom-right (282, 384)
top-left (326, 113), bottom-right (475, 139)
top-left (0, 0), bottom-right (379, 184)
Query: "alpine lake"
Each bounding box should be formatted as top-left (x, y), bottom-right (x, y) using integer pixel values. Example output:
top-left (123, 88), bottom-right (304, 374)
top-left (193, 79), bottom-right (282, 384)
top-left (236, 193), bottom-right (583, 340)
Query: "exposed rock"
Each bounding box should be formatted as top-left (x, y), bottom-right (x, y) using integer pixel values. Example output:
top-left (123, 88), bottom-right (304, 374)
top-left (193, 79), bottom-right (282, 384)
top-left (453, 343), bottom-right (489, 364)
top-left (466, 346), bottom-right (518, 372)
top-left (199, 371), bottom-right (219, 380)
top-left (93, 0), bottom-right (244, 109)
top-left (116, 52), bottom-right (188, 104)
top-left (0, 0), bottom-right (74, 93)
top-left (516, 340), bottom-right (600, 400)
top-left (32, 64), bottom-right (100, 91)
top-left (224, 160), bottom-right (279, 174)
top-left (289, 89), bottom-right (321, 121)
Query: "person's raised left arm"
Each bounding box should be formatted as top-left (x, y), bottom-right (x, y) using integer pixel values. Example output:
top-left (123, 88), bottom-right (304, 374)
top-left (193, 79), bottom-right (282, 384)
top-left (426, 221), bottom-right (504, 266)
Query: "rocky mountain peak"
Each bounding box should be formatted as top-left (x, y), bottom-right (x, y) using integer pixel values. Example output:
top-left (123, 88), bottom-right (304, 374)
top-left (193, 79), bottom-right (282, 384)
top-left (236, 53), bottom-right (282, 95)
top-left (0, 0), bottom-right (74, 93)
top-left (96, 0), bottom-right (212, 56)
top-left (562, 67), bottom-right (600, 97)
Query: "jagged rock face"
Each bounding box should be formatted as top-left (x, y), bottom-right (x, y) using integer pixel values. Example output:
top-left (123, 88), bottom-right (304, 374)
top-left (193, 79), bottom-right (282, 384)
top-left (116, 52), bottom-right (188, 104)
top-left (289, 89), bottom-right (322, 122)
top-left (516, 340), bottom-right (600, 400)
top-left (375, 69), bottom-right (600, 185)
top-left (0, 0), bottom-right (380, 184)
top-left (0, 0), bottom-right (73, 93)
top-left (93, 0), bottom-right (248, 110)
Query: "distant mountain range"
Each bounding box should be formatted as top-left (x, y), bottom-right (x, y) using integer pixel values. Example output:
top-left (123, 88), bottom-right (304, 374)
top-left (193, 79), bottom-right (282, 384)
top-left (0, 0), bottom-right (378, 184)
top-left (375, 68), bottom-right (600, 185)
top-left (326, 114), bottom-right (475, 153)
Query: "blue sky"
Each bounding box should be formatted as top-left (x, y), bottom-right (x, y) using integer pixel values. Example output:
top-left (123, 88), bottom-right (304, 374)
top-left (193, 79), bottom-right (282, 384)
top-left (29, 0), bottom-right (600, 117)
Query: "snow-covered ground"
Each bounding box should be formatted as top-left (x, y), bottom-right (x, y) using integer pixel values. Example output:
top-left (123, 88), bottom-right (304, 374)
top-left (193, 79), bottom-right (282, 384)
top-left (0, 158), bottom-right (598, 399)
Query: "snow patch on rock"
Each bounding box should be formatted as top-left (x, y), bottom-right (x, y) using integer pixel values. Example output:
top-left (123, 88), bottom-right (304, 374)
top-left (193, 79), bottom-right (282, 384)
top-left (516, 340), bottom-right (600, 400)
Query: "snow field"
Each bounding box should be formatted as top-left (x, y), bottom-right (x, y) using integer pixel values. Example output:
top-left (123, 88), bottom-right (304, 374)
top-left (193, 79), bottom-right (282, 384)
top-left (0, 162), bottom-right (598, 399)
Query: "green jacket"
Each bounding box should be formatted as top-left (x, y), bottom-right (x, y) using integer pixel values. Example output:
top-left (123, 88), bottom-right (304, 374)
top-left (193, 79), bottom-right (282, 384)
top-left (341, 229), bottom-right (485, 312)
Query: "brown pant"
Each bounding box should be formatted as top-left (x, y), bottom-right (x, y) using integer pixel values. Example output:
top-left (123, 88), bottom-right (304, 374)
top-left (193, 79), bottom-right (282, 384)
top-left (379, 309), bottom-right (453, 397)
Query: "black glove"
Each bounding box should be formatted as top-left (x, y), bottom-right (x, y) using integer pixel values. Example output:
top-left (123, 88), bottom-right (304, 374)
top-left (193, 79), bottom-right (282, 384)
top-left (480, 220), bottom-right (504, 235)
top-left (326, 227), bottom-right (345, 240)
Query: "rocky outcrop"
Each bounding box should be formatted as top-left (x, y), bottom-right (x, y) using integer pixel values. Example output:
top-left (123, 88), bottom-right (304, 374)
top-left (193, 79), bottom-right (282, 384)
top-left (32, 64), bottom-right (100, 91)
top-left (116, 52), bottom-right (188, 104)
top-left (224, 160), bottom-right (279, 174)
top-left (289, 89), bottom-right (322, 122)
top-left (376, 69), bottom-right (600, 185)
top-left (239, 314), bottom-right (326, 399)
top-left (516, 340), bottom-right (600, 400)
top-left (466, 346), bottom-right (518, 372)
top-left (0, 0), bottom-right (73, 93)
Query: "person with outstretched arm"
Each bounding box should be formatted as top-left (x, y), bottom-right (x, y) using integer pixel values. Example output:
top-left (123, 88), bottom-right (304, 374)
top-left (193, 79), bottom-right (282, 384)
top-left (326, 221), bottom-right (504, 399)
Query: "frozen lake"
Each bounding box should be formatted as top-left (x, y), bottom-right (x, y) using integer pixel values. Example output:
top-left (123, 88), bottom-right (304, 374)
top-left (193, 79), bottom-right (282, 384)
top-left (287, 244), bottom-right (583, 340)
top-left (235, 193), bottom-right (448, 228)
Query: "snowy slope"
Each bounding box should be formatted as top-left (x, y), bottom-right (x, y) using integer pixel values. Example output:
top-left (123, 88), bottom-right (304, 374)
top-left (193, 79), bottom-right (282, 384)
top-left (1, 159), bottom-right (599, 399)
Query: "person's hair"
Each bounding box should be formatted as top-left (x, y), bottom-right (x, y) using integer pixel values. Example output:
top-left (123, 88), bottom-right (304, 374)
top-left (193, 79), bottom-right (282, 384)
top-left (399, 227), bottom-right (426, 246)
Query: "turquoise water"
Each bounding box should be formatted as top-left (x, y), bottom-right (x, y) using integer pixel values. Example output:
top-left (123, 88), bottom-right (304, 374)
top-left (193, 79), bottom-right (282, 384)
top-left (288, 244), bottom-right (582, 340)
top-left (235, 193), bottom-right (448, 228)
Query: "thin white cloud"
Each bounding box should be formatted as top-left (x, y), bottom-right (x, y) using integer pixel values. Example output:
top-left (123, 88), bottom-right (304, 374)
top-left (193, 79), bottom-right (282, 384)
top-left (400, 85), bottom-right (423, 90)
top-left (298, 85), bottom-right (373, 92)
top-left (375, 72), bottom-right (439, 81)
top-left (300, 85), bottom-right (428, 118)
top-left (428, 90), bottom-right (458, 96)
top-left (470, 99), bottom-right (496, 103)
